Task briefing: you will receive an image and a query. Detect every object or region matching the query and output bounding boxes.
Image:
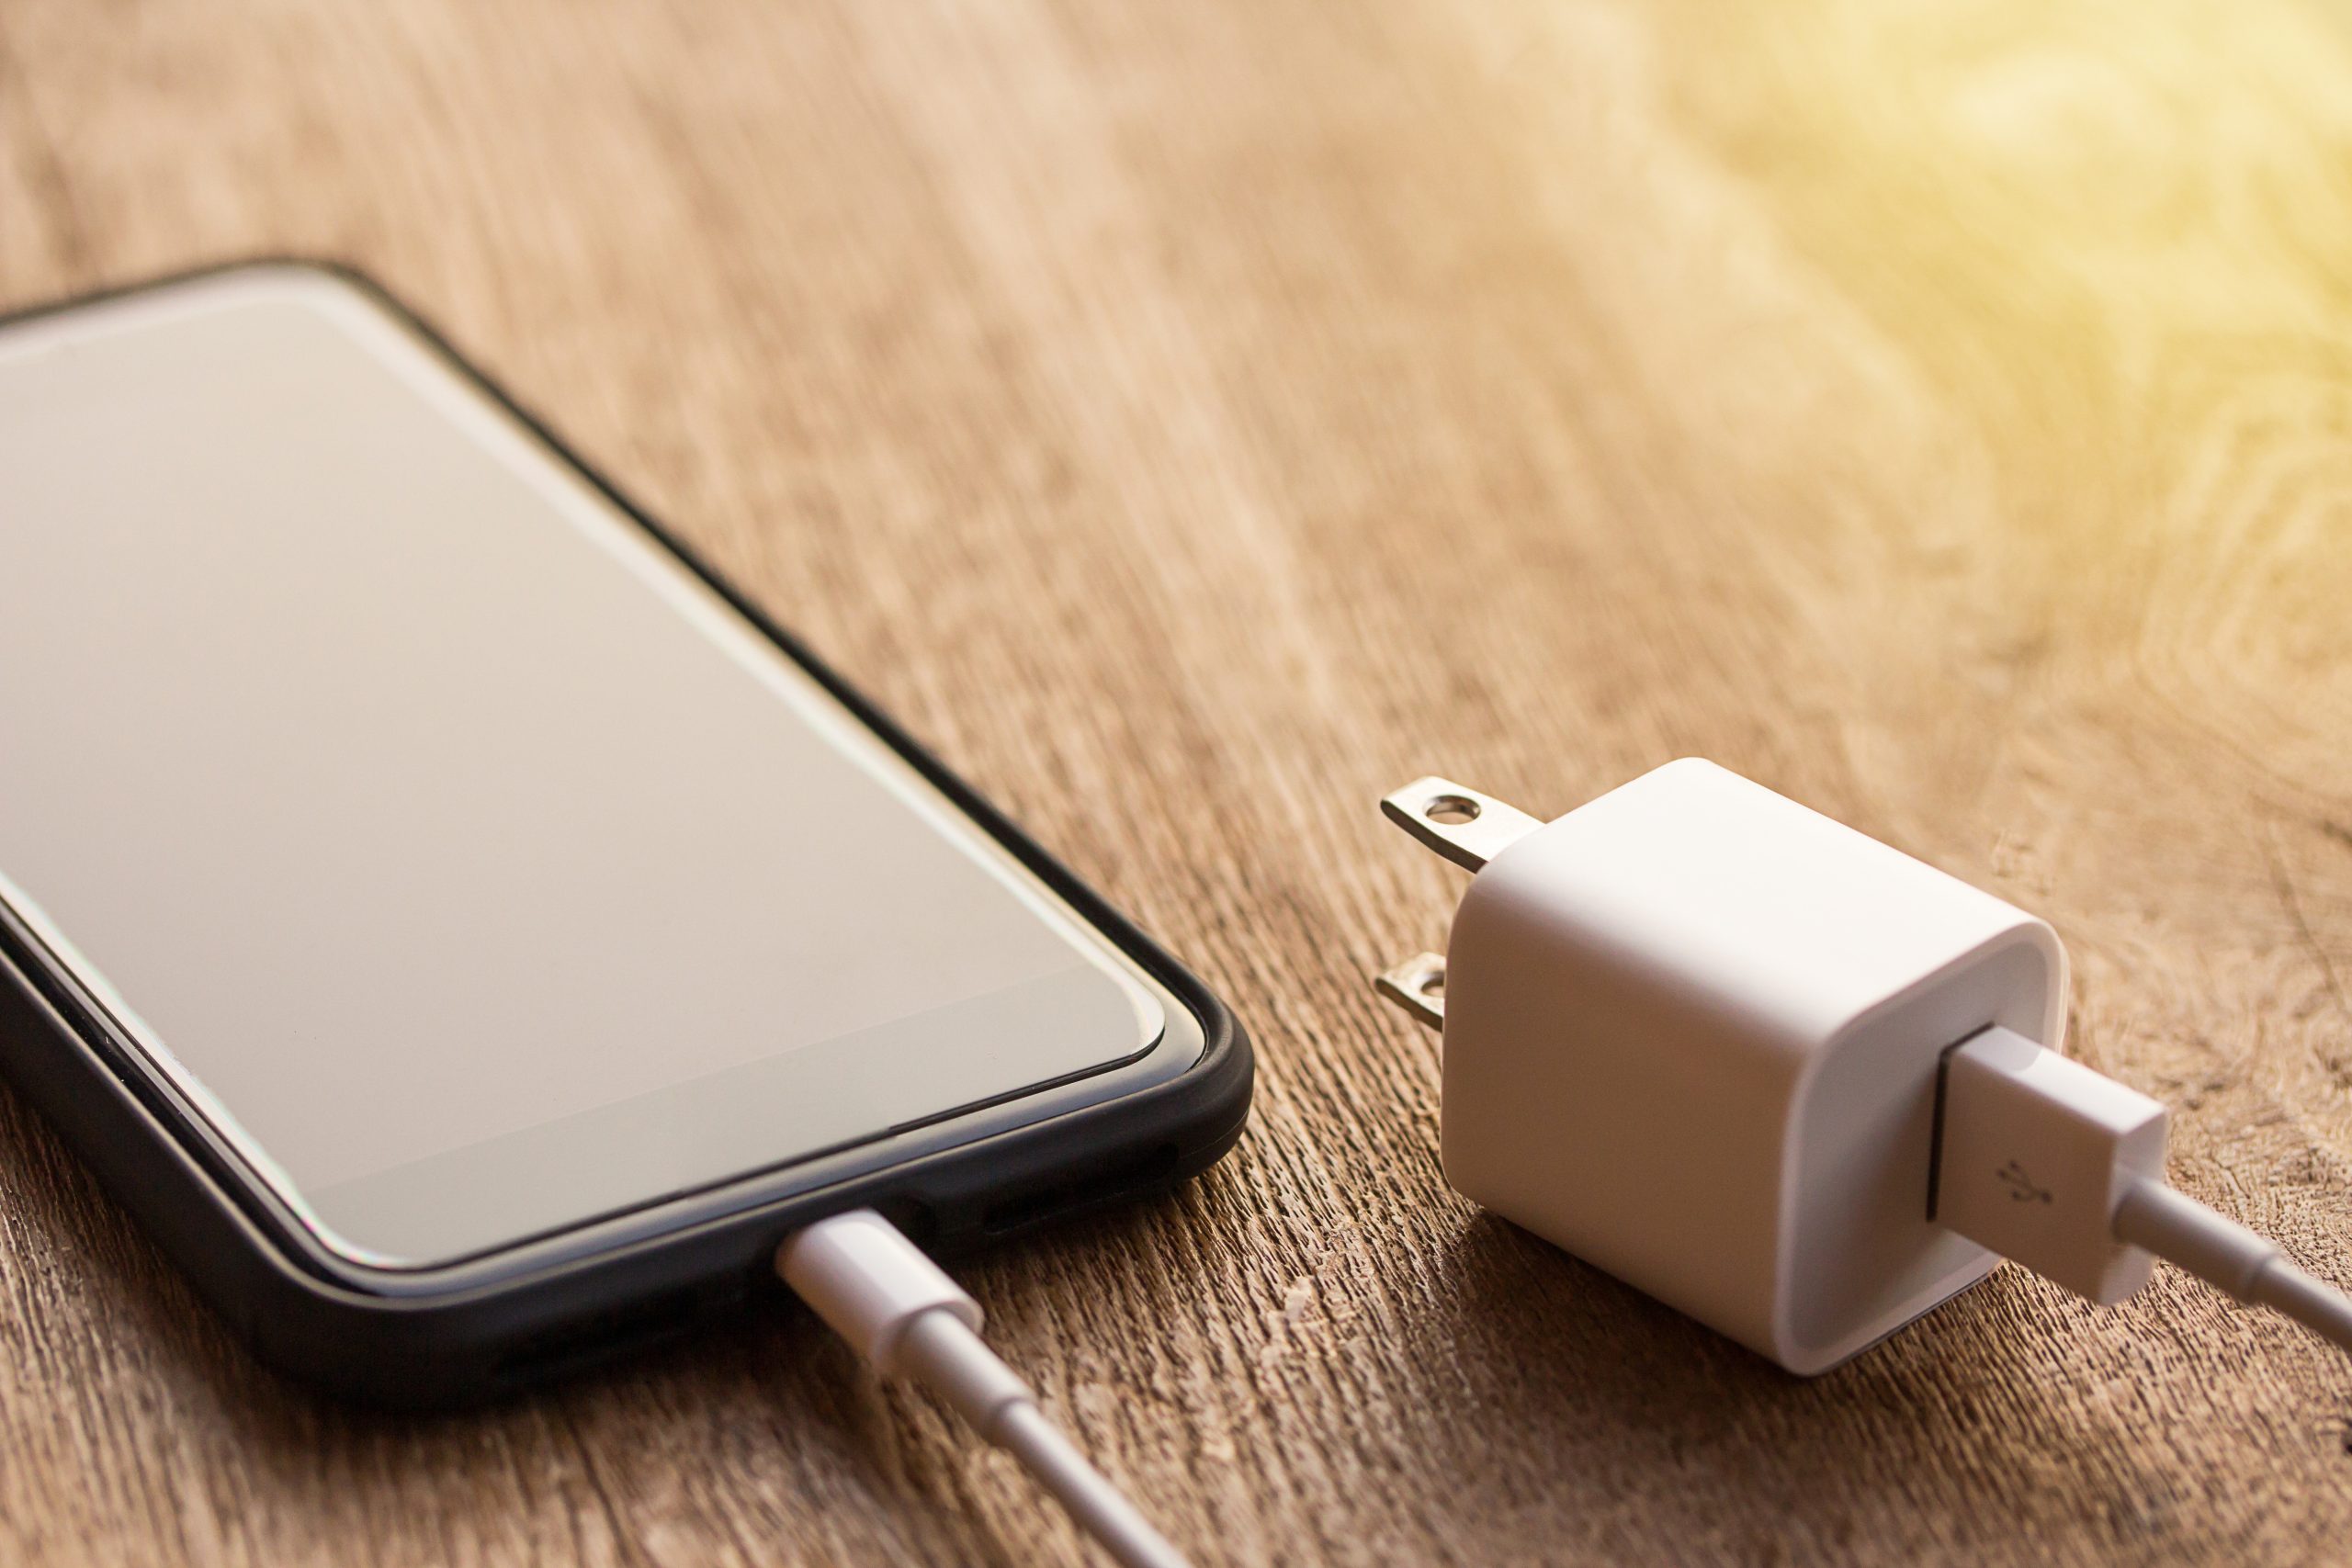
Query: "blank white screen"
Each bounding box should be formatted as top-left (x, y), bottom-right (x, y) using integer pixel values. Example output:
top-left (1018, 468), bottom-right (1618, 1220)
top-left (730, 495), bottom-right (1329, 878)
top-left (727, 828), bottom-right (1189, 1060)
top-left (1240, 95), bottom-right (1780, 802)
top-left (0, 269), bottom-right (1163, 1266)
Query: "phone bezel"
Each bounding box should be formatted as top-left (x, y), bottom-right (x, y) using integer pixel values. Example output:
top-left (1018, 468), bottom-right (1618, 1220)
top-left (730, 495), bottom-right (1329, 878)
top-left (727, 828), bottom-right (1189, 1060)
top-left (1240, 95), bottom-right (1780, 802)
top-left (0, 262), bottom-right (1247, 1330)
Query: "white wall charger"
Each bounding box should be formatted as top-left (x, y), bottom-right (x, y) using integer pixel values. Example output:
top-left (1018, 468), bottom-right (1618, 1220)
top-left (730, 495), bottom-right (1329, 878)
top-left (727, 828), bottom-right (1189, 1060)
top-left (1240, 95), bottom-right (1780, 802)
top-left (1375, 759), bottom-right (2352, 1374)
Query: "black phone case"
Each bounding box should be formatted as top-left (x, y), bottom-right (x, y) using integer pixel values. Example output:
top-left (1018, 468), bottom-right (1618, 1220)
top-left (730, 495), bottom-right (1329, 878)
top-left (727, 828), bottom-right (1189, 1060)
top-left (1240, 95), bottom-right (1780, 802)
top-left (0, 261), bottom-right (1252, 1407)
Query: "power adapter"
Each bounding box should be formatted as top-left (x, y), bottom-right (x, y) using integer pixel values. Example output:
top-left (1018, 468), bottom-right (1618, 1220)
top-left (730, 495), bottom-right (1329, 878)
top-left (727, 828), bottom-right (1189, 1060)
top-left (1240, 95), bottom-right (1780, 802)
top-left (1374, 759), bottom-right (2352, 1374)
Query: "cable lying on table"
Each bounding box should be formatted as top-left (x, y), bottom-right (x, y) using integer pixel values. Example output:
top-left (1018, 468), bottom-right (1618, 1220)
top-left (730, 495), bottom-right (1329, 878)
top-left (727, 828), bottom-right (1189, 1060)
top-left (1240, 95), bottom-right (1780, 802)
top-left (1934, 1025), bottom-right (2352, 1359)
top-left (778, 1210), bottom-right (1191, 1568)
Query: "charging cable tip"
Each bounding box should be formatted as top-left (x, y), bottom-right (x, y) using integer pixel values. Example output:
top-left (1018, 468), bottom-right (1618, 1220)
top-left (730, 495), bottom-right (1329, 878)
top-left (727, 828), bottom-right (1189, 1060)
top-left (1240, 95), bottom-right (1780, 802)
top-left (1934, 1027), bottom-right (2352, 1359)
top-left (778, 1210), bottom-right (1192, 1568)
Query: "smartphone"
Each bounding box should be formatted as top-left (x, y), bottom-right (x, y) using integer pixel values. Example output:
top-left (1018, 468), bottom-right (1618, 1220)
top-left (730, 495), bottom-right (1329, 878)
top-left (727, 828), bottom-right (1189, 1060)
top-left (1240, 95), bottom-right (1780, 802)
top-left (0, 263), bottom-right (1250, 1404)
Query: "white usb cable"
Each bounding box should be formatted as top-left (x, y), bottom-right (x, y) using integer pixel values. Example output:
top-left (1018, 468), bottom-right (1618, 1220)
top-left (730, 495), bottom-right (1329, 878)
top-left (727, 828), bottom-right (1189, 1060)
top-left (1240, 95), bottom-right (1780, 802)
top-left (1935, 1026), bottom-right (2352, 1356)
top-left (776, 1210), bottom-right (1191, 1568)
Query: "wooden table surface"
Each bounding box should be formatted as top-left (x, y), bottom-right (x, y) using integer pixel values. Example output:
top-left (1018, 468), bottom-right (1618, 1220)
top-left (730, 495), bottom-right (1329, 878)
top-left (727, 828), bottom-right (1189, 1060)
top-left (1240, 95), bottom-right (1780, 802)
top-left (6, 1), bottom-right (2352, 1562)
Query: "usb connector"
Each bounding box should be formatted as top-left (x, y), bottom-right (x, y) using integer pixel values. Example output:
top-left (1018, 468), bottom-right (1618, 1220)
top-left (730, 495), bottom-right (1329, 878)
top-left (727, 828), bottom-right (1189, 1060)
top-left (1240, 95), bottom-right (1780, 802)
top-left (1935, 1027), bottom-right (2352, 1354)
top-left (1931, 1026), bottom-right (2167, 1303)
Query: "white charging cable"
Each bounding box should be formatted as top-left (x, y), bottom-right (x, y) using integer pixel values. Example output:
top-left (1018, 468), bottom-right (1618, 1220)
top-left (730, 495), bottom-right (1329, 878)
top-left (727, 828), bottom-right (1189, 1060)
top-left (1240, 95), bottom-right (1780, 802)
top-left (776, 1210), bottom-right (1191, 1568)
top-left (1935, 1026), bottom-right (2352, 1356)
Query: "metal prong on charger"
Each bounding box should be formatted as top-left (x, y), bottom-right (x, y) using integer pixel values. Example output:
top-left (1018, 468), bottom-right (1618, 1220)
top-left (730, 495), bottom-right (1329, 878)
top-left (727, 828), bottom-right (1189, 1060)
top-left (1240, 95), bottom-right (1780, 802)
top-left (1379, 776), bottom-right (1544, 873)
top-left (1375, 952), bottom-right (1448, 1031)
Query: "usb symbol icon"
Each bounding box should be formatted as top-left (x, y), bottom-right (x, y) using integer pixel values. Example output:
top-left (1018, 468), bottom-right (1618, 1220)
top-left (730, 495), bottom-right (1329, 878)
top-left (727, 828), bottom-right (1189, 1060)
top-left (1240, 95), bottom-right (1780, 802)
top-left (1996, 1159), bottom-right (2052, 1204)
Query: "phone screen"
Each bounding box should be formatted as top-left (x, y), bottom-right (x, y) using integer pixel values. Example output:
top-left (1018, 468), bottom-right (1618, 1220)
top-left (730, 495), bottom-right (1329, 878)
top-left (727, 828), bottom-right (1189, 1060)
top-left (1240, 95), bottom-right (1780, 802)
top-left (0, 269), bottom-right (1190, 1270)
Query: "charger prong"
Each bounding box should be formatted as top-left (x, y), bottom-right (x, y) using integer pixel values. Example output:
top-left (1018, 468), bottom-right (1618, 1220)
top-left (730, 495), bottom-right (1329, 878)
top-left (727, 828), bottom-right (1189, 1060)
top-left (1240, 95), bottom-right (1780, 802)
top-left (1374, 952), bottom-right (1448, 1032)
top-left (1379, 776), bottom-right (1543, 873)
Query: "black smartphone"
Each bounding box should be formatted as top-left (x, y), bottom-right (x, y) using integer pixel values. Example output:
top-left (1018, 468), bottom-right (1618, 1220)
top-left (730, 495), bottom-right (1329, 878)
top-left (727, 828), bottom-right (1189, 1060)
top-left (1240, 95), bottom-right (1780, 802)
top-left (0, 263), bottom-right (1250, 1404)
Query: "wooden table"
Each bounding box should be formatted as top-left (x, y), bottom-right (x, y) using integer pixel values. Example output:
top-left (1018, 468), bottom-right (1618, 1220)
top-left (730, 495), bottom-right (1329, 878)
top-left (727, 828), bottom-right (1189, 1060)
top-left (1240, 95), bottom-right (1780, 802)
top-left (5, 1), bottom-right (2350, 1562)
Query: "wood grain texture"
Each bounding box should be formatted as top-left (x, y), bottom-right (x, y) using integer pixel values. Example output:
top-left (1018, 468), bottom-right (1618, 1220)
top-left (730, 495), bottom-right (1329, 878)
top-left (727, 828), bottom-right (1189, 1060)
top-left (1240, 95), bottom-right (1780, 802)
top-left (5, 0), bottom-right (2352, 1561)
